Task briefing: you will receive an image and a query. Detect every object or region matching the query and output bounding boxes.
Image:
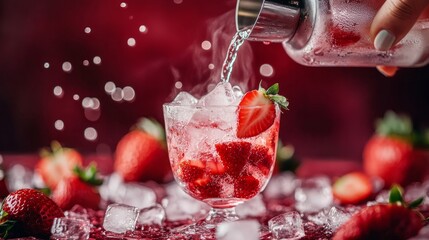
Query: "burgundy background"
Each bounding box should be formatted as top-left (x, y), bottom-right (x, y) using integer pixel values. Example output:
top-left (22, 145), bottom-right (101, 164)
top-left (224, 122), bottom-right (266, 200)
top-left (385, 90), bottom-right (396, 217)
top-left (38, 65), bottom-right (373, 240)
top-left (1, 0), bottom-right (428, 161)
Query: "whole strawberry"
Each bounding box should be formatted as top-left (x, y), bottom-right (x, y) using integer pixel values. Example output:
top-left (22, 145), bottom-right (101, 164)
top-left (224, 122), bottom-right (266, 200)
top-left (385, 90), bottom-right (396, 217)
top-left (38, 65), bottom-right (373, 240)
top-left (114, 118), bottom-right (171, 183)
top-left (363, 111), bottom-right (429, 187)
top-left (333, 186), bottom-right (425, 240)
top-left (0, 189), bottom-right (64, 238)
top-left (35, 141), bottom-right (83, 190)
top-left (52, 164), bottom-right (103, 210)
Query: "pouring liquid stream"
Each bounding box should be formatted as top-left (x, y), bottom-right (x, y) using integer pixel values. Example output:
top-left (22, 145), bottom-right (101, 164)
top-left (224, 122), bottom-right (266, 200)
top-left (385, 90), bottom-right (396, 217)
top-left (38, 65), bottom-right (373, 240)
top-left (220, 29), bottom-right (251, 83)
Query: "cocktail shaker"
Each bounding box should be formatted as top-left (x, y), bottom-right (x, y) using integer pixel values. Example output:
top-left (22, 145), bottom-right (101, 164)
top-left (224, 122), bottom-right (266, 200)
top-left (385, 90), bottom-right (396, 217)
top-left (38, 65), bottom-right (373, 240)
top-left (236, 0), bottom-right (429, 67)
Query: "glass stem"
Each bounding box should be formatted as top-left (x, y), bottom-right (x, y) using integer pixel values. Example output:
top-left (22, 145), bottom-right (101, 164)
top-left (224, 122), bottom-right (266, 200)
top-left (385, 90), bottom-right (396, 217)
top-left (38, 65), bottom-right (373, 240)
top-left (203, 207), bottom-right (239, 228)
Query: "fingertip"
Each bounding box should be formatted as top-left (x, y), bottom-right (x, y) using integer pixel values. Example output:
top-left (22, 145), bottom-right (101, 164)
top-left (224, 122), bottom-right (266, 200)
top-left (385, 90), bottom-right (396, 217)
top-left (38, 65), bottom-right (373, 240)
top-left (376, 66), bottom-right (398, 77)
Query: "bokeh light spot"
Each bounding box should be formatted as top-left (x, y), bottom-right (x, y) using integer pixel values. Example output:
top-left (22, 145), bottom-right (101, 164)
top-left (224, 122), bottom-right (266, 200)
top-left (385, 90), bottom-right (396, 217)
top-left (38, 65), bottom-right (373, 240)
top-left (175, 81), bottom-right (183, 89)
top-left (62, 62), bottom-right (72, 73)
top-left (127, 38), bottom-right (136, 47)
top-left (93, 56), bottom-right (102, 65)
top-left (259, 64), bottom-right (274, 77)
top-left (112, 88), bottom-right (124, 102)
top-left (54, 120), bottom-right (64, 131)
top-left (208, 63), bottom-right (215, 70)
top-left (73, 94), bottom-right (80, 101)
top-left (53, 86), bottom-right (63, 98)
top-left (104, 81), bottom-right (116, 94)
top-left (84, 127), bottom-right (98, 141)
top-left (83, 60), bottom-right (90, 66)
top-left (139, 25), bottom-right (148, 33)
top-left (120, 2), bottom-right (127, 8)
top-left (44, 62), bottom-right (50, 69)
top-left (84, 27), bottom-right (91, 34)
top-left (123, 86), bottom-right (135, 102)
top-left (201, 40), bottom-right (212, 50)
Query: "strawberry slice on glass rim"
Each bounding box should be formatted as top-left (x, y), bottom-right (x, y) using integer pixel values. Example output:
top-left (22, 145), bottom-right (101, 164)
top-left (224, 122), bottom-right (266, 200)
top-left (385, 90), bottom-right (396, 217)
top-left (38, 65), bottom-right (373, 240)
top-left (237, 83), bottom-right (288, 138)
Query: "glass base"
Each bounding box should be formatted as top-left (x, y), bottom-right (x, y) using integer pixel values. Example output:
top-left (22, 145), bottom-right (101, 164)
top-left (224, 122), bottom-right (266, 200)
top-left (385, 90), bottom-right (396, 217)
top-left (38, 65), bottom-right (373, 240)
top-left (169, 207), bottom-right (239, 239)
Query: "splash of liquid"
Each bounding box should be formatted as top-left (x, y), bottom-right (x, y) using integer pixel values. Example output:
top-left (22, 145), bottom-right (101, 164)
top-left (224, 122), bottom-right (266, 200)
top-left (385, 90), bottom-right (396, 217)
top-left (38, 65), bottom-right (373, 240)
top-left (220, 29), bottom-right (251, 83)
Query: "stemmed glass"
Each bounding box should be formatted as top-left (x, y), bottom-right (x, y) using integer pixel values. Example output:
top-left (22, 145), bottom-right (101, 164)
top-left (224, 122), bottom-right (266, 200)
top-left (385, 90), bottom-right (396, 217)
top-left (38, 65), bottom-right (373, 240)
top-left (163, 103), bottom-right (280, 236)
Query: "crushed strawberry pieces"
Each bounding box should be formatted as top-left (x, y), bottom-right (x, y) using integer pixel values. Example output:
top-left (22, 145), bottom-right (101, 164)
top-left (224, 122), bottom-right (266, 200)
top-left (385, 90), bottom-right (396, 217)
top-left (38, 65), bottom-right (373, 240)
top-left (237, 83), bottom-right (288, 138)
top-left (177, 141), bottom-right (275, 200)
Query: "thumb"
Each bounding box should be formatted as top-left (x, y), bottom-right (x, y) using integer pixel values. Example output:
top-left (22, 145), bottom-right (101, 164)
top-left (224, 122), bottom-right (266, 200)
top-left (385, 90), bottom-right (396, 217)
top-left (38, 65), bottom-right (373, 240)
top-left (370, 0), bottom-right (429, 51)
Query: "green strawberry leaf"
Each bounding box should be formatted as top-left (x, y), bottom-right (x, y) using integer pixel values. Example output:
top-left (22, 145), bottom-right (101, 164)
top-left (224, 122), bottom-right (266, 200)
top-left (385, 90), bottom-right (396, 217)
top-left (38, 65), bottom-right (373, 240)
top-left (276, 140), bottom-right (300, 173)
top-left (261, 83), bottom-right (289, 110)
top-left (136, 118), bottom-right (166, 143)
top-left (408, 197), bottom-right (425, 209)
top-left (266, 83), bottom-right (279, 95)
top-left (74, 163), bottom-right (103, 186)
top-left (389, 185), bottom-right (404, 204)
top-left (0, 220), bottom-right (16, 239)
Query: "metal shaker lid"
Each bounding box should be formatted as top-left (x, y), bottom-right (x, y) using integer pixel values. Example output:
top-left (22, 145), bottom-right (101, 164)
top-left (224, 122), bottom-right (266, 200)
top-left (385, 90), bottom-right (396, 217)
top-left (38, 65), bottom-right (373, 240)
top-left (236, 0), bottom-right (301, 42)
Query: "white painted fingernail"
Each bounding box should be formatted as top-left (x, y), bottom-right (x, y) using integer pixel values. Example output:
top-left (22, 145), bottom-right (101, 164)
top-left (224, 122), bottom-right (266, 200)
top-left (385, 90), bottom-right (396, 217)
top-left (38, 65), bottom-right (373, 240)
top-left (374, 30), bottom-right (396, 51)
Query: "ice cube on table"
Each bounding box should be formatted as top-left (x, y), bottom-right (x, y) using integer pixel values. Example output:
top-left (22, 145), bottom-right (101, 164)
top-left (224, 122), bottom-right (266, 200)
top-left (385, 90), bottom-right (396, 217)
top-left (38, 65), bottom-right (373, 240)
top-left (99, 173), bottom-right (124, 202)
top-left (51, 217), bottom-right (90, 240)
top-left (375, 190), bottom-right (389, 203)
top-left (307, 208), bottom-right (329, 226)
top-left (161, 195), bottom-right (210, 221)
top-left (216, 220), bottom-right (260, 240)
top-left (327, 206), bottom-right (352, 231)
top-left (64, 205), bottom-right (89, 221)
top-left (236, 194), bottom-right (266, 218)
top-left (137, 204), bottom-right (166, 227)
top-left (116, 183), bottom-right (157, 209)
top-left (172, 91), bottom-right (198, 105)
top-left (268, 211), bottom-right (305, 240)
top-left (198, 82), bottom-right (236, 106)
top-left (263, 172), bottom-right (297, 199)
top-left (7, 164), bottom-right (33, 191)
top-left (103, 203), bottom-right (139, 234)
top-left (294, 176), bottom-right (333, 213)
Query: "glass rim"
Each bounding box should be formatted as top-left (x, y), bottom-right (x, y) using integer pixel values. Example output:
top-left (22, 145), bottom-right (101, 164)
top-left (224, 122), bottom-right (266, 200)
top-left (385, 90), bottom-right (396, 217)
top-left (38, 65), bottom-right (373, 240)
top-left (163, 103), bottom-right (280, 109)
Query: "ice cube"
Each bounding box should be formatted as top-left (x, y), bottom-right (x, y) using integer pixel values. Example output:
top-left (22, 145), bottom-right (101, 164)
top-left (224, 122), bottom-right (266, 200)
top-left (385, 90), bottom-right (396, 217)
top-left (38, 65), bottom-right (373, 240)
top-left (172, 91), bottom-right (198, 105)
top-left (64, 205), bottom-right (89, 221)
top-left (263, 172), bottom-right (297, 199)
top-left (327, 206), bottom-right (352, 231)
top-left (99, 173), bottom-right (124, 202)
top-left (161, 195), bottom-right (210, 221)
top-left (375, 190), bottom-right (389, 203)
top-left (268, 211), bottom-right (305, 240)
top-left (137, 204), bottom-right (166, 227)
top-left (7, 164), bottom-right (33, 191)
top-left (103, 203), bottom-right (139, 234)
top-left (307, 208), bottom-right (329, 226)
top-left (236, 194), bottom-right (266, 218)
top-left (232, 85), bottom-right (244, 99)
top-left (198, 82), bottom-right (236, 106)
top-left (294, 176), bottom-right (333, 213)
top-left (216, 220), bottom-right (260, 240)
top-left (116, 183), bottom-right (157, 209)
top-left (51, 217), bottom-right (90, 240)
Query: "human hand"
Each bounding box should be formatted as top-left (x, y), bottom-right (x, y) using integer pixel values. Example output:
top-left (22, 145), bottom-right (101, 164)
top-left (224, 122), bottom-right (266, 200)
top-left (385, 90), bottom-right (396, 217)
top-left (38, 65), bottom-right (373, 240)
top-left (371, 0), bottom-right (429, 77)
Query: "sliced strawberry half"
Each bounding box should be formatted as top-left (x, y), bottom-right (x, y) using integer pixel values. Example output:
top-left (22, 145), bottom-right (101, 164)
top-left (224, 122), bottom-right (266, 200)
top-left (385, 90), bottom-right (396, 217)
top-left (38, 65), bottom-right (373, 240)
top-left (237, 83), bottom-right (288, 138)
top-left (333, 171), bottom-right (373, 204)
